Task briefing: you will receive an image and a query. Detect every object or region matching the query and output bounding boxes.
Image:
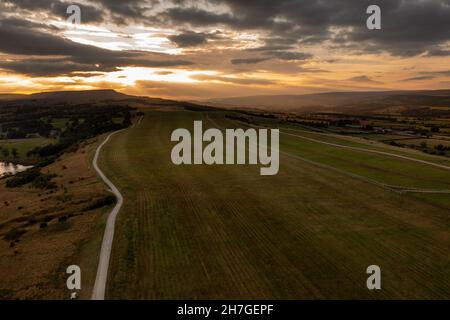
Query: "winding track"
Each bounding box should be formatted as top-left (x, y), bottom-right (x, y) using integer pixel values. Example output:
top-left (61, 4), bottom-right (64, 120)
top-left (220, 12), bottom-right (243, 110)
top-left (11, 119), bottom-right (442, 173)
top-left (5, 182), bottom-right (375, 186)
top-left (91, 130), bottom-right (125, 300)
top-left (90, 116), bottom-right (143, 300)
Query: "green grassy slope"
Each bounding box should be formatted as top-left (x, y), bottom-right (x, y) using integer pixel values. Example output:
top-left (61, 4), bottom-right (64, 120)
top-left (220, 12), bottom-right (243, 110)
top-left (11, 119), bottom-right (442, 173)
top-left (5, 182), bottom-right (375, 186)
top-left (99, 109), bottom-right (450, 299)
top-left (0, 138), bottom-right (55, 162)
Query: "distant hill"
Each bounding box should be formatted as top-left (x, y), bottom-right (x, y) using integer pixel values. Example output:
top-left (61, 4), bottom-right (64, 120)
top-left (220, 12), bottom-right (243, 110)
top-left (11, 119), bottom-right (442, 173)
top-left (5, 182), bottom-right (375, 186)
top-left (3, 89), bottom-right (450, 116)
top-left (0, 94), bottom-right (27, 101)
top-left (12, 89), bottom-right (134, 103)
top-left (206, 90), bottom-right (450, 114)
top-left (0, 89), bottom-right (181, 107)
top-left (0, 89), bottom-right (214, 112)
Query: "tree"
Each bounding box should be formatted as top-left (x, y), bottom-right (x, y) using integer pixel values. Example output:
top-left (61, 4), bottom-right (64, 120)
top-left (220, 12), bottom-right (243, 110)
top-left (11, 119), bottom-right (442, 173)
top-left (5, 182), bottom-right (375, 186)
top-left (122, 111), bottom-right (132, 127)
top-left (6, 129), bottom-right (26, 139)
top-left (435, 144), bottom-right (445, 152)
top-left (2, 148), bottom-right (10, 158)
top-left (431, 127), bottom-right (440, 133)
top-left (11, 148), bottom-right (18, 159)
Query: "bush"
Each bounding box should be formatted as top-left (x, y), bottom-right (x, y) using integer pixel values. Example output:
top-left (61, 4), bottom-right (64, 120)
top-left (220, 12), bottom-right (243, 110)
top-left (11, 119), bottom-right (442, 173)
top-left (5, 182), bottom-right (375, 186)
top-left (27, 216), bottom-right (37, 225)
top-left (83, 195), bottom-right (116, 211)
top-left (32, 173), bottom-right (58, 190)
top-left (6, 168), bottom-right (57, 189)
top-left (4, 228), bottom-right (26, 241)
top-left (6, 169), bottom-right (41, 188)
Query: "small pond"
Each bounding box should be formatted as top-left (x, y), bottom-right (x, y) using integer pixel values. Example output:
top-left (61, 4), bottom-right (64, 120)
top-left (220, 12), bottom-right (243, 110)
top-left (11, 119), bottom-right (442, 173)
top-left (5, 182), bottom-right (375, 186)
top-left (0, 162), bottom-right (33, 177)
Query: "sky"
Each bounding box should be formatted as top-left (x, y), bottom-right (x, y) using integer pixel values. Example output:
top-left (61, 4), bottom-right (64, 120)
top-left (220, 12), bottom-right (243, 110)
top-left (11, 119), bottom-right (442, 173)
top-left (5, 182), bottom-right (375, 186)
top-left (0, 0), bottom-right (450, 100)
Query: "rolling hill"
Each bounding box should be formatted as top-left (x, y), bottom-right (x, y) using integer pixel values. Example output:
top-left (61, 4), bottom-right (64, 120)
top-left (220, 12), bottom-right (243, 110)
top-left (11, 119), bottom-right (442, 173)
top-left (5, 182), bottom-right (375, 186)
top-left (0, 89), bottom-right (135, 104)
top-left (0, 94), bottom-right (27, 101)
top-left (2, 89), bottom-right (450, 116)
top-left (206, 89), bottom-right (450, 114)
top-left (0, 89), bottom-right (185, 108)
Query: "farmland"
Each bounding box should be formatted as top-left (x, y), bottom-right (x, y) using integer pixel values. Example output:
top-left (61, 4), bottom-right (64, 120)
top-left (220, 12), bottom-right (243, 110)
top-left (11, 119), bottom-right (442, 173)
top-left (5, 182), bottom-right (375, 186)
top-left (98, 108), bottom-right (450, 299)
top-left (0, 138), bottom-right (56, 163)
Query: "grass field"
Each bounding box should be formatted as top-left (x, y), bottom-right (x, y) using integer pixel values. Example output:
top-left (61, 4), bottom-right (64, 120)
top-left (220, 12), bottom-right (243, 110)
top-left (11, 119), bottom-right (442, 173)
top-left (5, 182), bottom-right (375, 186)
top-left (50, 118), bottom-right (69, 129)
top-left (400, 138), bottom-right (450, 148)
top-left (99, 108), bottom-right (450, 299)
top-left (0, 138), bottom-right (55, 162)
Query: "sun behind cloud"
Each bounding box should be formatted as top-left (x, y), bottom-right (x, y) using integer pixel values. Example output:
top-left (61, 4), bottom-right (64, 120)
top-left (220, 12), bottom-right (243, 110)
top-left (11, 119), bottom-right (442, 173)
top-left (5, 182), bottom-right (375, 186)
top-left (0, 0), bottom-right (449, 99)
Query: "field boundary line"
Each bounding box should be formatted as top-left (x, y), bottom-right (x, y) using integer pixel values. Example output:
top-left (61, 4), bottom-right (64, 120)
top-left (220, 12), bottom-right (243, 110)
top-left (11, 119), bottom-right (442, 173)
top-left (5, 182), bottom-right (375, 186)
top-left (211, 114), bottom-right (450, 194)
top-left (281, 130), bottom-right (450, 171)
top-left (228, 119), bottom-right (450, 170)
top-left (280, 150), bottom-right (450, 194)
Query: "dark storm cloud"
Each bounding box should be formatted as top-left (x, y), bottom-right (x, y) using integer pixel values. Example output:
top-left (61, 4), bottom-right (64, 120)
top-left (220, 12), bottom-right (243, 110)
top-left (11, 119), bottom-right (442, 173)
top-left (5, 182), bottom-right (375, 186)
top-left (5, 0), bottom-right (152, 24)
top-left (0, 59), bottom-right (110, 77)
top-left (401, 70), bottom-right (450, 82)
top-left (427, 71), bottom-right (450, 77)
top-left (97, 0), bottom-right (149, 18)
top-left (169, 31), bottom-right (208, 47)
top-left (249, 45), bottom-right (296, 52)
top-left (5, 0), bottom-right (450, 58)
top-left (191, 74), bottom-right (275, 85)
top-left (0, 57), bottom-right (193, 77)
top-left (1, 0), bottom-right (449, 79)
top-left (402, 76), bottom-right (436, 82)
top-left (3, 0), bottom-right (105, 23)
top-left (340, 0), bottom-right (450, 56)
top-left (163, 7), bottom-right (237, 27)
top-left (95, 0), bottom-right (157, 24)
top-left (426, 48), bottom-right (450, 57)
top-left (51, 2), bottom-right (105, 23)
top-left (0, 16), bottom-right (60, 31)
top-left (0, 19), bottom-right (112, 57)
top-left (231, 51), bottom-right (312, 65)
top-left (0, 20), bottom-right (193, 76)
top-left (263, 51), bottom-right (312, 61)
top-left (348, 75), bottom-right (382, 84)
top-left (231, 58), bottom-right (271, 65)
top-left (4, 0), bottom-right (450, 58)
top-left (160, 0), bottom-right (450, 57)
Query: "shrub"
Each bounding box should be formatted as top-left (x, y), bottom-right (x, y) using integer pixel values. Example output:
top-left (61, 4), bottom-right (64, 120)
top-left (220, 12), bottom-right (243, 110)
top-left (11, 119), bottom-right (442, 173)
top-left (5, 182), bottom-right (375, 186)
top-left (6, 169), bottom-right (41, 188)
top-left (83, 195), bottom-right (116, 211)
top-left (6, 168), bottom-right (57, 190)
top-left (32, 173), bottom-right (58, 190)
top-left (4, 228), bottom-right (26, 241)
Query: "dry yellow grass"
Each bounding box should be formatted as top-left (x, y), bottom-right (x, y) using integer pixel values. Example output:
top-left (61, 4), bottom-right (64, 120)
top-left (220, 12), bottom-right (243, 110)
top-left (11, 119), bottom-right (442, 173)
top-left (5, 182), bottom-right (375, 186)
top-left (0, 137), bottom-right (110, 299)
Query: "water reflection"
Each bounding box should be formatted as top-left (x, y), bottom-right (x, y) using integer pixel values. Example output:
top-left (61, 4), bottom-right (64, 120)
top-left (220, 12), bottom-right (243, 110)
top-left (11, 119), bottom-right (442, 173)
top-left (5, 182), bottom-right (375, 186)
top-left (0, 162), bottom-right (33, 177)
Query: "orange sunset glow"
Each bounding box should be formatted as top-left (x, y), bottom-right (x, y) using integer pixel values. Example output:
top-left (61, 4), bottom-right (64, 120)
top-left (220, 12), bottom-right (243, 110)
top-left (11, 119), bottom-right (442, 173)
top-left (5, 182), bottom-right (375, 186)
top-left (1, 0), bottom-right (450, 100)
